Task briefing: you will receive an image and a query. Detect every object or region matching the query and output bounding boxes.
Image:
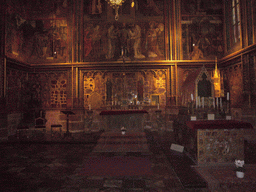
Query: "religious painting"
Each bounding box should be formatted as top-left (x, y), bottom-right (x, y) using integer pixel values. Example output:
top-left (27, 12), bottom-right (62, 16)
top-left (84, 0), bottom-right (106, 20)
top-left (182, 16), bottom-right (224, 60)
top-left (181, 0), bottom-right (223, 15)
top-left (181, 0), bottom-right (224, 60)
top-left (82, 21), bottom-right (165, 62)
top-left (5, 0), bottom-right (70, 64)
top-left (136, 0), bottom-right (164, 17)
top-left (83, 0), bottom-right (164, 62)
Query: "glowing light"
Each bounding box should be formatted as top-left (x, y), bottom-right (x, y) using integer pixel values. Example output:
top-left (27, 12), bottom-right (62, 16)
top-left (131, 1), bottom-right (134, 7)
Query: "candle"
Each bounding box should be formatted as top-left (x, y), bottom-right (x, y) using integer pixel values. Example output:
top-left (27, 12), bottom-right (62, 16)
top-left (198, 96), bottom-right (201, 108)
top-left (89, 104), bottom-right (91, 110)
top-left (191, 94), bottom-right (193, 101)
top-left (157, 103), bottom-right (159, 109)
top-left (227, 92), bottom-right (229, 100)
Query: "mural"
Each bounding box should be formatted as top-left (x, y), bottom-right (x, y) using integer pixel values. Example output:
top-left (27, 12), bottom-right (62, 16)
top-left (5, 0), bottom-right (70, 64)
top-left (83, 0), bottom-right (165, 62)
top-left (181, 0), bottom-right (224, 60)
top-left (182, 16), bottom-right (224, 60)
top-left (82, 21), bottom-right (165, 61)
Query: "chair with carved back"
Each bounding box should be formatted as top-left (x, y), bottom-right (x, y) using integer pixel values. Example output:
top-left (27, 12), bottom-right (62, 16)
top-left (31, 117), bottom-right (47, 139)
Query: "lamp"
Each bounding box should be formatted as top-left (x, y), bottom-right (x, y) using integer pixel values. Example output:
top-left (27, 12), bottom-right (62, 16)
top-left (105, 0), bottom-right (126, 20)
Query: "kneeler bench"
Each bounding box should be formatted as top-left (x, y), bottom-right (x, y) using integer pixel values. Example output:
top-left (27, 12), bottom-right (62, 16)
top-left (183, 120), bottom-right (253, 164)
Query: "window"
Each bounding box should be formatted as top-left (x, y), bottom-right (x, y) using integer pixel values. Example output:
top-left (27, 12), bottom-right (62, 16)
top-left (232, 0), bottom-right (241, 43)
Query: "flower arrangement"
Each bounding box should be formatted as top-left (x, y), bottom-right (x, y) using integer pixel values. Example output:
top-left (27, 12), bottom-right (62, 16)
top-left (235, 160), bottom-right (245, 172)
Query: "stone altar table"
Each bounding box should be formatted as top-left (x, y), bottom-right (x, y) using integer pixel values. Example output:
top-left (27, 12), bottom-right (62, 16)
top-left (180, 120), bottom-right (253, 164)
top-left (99, 110), bottom-right (148, 132)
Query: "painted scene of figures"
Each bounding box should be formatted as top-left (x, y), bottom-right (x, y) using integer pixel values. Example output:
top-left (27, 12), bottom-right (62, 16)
top-left (83, 21), bottom-right (165, 61)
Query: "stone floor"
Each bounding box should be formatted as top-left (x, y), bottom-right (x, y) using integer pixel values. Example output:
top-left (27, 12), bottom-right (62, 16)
top-left (0, 129), bottom-right (256, 192)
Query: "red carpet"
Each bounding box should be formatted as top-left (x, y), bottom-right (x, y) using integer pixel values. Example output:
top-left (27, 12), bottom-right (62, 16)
top-left (79, 156), bottom-right (153, 176)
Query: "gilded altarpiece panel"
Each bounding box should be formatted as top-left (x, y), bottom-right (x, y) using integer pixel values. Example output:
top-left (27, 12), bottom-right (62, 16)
top-left (83, 69), bottom-right (167, 109)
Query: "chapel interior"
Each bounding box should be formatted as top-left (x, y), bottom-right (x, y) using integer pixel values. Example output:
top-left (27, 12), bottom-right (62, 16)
top-left (1, 0), bottom-right (256, 191)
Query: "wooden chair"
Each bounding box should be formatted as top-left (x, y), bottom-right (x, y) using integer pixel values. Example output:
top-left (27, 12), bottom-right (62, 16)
top-left (30, 117), bottom-right (47, 138)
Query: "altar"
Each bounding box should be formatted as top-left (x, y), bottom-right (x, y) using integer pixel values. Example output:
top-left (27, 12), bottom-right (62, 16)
top-left (100, 110), bottom-right (148, 132)
top-left (177, 120), bottom-right (253, 164)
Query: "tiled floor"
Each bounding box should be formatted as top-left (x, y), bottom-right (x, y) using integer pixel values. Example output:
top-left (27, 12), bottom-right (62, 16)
top-left (0, 130), bottom-right (209, 192)
top-left (1, 129), bottom-right (256, 192)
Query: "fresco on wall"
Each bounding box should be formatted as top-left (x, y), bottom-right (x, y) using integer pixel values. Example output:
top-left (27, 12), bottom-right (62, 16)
top-left (182, 16), bottom-right (224, 60)
top-left (82, 21), bottom-right (165, 62)
top-left (6, 16), bottom-right (69, 63)
top-left (83, 0), bottom-right (164, 62)
top-left (83, 70), bottom-right (167, 109)
top-left (5, 0), bottom-right (70, 64)
top-left (181, 0), bottom-right (224, 60)
top-left (136, 0), bottom-right (164, 17)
